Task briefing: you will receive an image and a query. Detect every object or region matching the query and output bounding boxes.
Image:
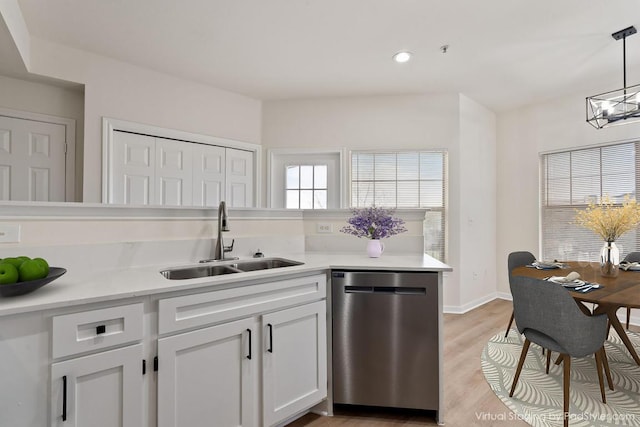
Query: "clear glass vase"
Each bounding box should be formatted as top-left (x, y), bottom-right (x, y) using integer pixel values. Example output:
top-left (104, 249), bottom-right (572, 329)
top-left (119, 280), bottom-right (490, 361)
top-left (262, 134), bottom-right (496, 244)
top-left (600, 241), bottom-right (620, 277)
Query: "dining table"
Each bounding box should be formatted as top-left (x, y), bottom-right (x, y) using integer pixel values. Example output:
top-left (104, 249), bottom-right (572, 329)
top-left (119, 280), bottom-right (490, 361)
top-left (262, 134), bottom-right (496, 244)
top-left (513, 262), bottom-right (640, 365)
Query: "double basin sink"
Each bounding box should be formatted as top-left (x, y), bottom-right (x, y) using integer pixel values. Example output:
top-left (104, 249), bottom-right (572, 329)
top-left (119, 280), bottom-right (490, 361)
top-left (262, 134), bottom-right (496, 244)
top-left (160, 257), bottom-right (303, 280)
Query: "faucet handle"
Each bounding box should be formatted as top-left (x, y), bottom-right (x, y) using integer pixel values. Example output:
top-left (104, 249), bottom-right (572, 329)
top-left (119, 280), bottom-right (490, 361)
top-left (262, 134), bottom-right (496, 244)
top-left (223, 239), bottom-right (235, 253)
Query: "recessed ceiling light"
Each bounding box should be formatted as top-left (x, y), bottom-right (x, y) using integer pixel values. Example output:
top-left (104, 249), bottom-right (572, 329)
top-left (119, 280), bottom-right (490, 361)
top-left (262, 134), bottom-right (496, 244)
top-left (393, 51), bottom-right (412, 63)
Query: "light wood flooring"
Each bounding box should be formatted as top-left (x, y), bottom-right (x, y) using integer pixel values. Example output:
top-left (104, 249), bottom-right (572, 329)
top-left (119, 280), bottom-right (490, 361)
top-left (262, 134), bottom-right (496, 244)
top-left (287, 299), bottom-right (640, 427)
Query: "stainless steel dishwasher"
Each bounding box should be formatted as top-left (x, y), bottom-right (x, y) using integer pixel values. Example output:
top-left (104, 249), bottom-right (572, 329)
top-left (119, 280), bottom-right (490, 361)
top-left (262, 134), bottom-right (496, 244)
top-left (332, 270), bottom-right (440, 414)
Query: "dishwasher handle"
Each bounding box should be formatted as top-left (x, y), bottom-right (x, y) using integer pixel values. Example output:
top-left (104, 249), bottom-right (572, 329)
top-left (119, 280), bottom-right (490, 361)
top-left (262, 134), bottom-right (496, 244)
top-left (344, 286), bottom-right (426, 295)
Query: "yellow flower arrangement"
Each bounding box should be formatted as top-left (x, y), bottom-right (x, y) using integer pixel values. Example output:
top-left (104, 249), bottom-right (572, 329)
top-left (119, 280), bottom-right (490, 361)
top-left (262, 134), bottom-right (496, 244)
top-left (574, 195), bottom-right (640, 241)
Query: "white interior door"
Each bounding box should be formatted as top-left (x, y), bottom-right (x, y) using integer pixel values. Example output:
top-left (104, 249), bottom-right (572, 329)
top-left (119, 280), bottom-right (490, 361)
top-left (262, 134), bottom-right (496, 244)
top-left (226, 148), bottom-right (254, 207)
top-left (111, 131), bottom-right (156, 205)
top-left (0, 115), bottom-right (66, 201)
top-left (192, 143), bottom-right (225, 207)
top-left (155, 138), bottom-right (193, 206)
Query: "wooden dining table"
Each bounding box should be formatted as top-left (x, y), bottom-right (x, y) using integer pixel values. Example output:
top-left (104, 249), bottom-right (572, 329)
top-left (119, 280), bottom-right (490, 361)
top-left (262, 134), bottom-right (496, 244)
top-left (513, 262), bottom-right (640, 365)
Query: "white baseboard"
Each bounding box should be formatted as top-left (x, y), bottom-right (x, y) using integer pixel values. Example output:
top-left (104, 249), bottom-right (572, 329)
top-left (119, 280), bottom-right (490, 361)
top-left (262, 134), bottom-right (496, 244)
top-left (452, 293), bottom-right (640, 328)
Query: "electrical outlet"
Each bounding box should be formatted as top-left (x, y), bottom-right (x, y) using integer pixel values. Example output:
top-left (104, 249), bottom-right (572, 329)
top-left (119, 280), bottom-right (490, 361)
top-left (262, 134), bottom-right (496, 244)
top-left (316, 223), bottom-right (333, 234)
top-left (0, 224), bottom-right (21, 243)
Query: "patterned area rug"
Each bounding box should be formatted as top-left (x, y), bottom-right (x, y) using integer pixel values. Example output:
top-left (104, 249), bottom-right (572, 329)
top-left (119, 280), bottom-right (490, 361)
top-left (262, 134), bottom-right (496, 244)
top-left (482, 329), bottom-right (640, 426)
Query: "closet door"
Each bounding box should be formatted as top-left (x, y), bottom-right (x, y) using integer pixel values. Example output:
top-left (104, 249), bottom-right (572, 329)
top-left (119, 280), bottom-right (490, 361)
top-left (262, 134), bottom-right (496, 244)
top-left (111, 131), bottom-right (155, 205)
top-left (226, 148), bottom-right (254, 208)
top-left (155, 138), bottom-right (193, 206)
top-left (192, 144), bottom-right (225, 207)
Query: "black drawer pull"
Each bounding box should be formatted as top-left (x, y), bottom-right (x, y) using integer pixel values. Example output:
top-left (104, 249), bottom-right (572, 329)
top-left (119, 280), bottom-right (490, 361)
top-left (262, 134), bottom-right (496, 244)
top-left (96, 325), bottom-right (106, 335)
top-left (267, 323), bottom-right (273, 353)
top-left (246, 329), bottom-right (252, 360)
top-left (62, 375), bottom-right (67, 421)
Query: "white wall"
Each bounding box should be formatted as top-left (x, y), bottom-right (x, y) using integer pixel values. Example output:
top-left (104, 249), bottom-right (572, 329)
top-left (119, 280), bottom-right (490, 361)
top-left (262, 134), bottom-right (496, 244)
top-left (496, 90), bottom-right (640, 296)
top-left (25, 37), bottom-right (262, 203)
top-left (458, 94), bottom-right (497, 310)
top-left (263, 94), bottom-right (498, 311)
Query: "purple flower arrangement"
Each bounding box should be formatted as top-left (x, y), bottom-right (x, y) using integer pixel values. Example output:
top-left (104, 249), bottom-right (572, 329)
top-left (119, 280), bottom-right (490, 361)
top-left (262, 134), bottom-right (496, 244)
top-left (340, 207), bottom-right (407, 240)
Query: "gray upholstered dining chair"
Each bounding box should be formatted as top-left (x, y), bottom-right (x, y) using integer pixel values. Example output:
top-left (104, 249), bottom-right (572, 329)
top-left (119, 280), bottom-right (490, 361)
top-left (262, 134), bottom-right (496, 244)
top-left (505, 251), bottom-right (536, 337)
top-left (622, 251), bottom-right (640, 329)
top-left (509, 276), bottom-right (613, 427)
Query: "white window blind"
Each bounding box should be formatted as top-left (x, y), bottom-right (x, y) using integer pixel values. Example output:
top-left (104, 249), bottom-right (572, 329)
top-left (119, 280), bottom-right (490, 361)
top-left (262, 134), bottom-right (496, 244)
top-left (350, 151), bottom-right (447, 261)
top-left (540, 141), bottom-right (639, 261)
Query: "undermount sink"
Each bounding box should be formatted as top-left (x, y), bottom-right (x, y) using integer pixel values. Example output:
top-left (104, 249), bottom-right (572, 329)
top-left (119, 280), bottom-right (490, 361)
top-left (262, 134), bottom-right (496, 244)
top-left (160, 257), bottom-right (304, 280)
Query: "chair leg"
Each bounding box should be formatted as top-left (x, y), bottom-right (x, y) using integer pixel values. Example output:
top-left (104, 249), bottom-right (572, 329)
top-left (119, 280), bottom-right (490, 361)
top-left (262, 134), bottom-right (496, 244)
top-left (594, 349), bottom-right (607, 404)
top-left (510, 338), bottom-right (531, 397)
top-left (505, 311), bottom-right (515, 337)
top-left (601, 346), bottom-right (614, 391)
top-left (546, 349), bottom-right (552, 374)
top-left (627, 307), bottom-right (631, 330)
top-left (562, 354), bottom-right (571, 427)
top-left (555, 354), bottom-right (563, 365)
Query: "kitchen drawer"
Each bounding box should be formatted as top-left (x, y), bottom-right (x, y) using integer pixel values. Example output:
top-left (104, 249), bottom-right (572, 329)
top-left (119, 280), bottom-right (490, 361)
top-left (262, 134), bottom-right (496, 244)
top-left (159, 273), bottom-right (326, 335)
top-left (52, 303), bottom-right (144, 359)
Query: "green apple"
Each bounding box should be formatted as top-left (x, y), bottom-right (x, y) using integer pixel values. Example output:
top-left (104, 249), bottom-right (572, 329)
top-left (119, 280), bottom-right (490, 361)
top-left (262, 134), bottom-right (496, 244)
top-left (33, 258), bottom-right (50, 276)
top-left (0, 263), bottom-right (19, 284)
top-left (2, 256), bottom-right (29, 269)
top-left (18, 259), bottom-right (47, 282)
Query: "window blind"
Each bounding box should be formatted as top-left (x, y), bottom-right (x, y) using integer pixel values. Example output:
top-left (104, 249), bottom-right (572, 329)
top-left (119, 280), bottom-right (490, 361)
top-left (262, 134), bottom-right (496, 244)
top-left (351, 151), bottom-right (447, 261)
top-left (540, 141), bottom-right (639, 261)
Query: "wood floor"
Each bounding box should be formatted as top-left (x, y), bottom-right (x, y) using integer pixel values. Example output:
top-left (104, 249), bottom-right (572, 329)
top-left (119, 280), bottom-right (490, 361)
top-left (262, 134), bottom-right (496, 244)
top-left (287, 299), bottom-right (640, 427)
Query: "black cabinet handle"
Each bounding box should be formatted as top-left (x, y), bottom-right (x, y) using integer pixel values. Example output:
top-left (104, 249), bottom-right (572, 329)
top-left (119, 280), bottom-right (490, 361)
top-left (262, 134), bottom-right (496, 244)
top-left (267, 323), bottom-right (273, 353)
top-left (96, 325), bottom-right (106, 335)
top-left (246, 329), bottom-right (252, 360)
top-left (62, 375), bottom-right (67, 421)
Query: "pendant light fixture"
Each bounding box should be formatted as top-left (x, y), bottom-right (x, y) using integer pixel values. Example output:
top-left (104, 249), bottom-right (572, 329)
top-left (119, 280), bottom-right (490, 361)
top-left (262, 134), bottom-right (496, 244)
top-left (586, 26), bottom-right (640, 129)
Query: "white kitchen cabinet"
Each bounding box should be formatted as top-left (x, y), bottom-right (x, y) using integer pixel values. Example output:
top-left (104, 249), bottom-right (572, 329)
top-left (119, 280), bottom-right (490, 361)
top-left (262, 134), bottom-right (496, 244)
top-left (157, 317), bottom-right (258, 427)
top-left (50, 344), bottom-right (144, 427)
top-left (49, 303), bottom-right (145, 427)
top-left (108, 131), bottom-right (254, 207)
top-left (156, 273), bottom-right (328, 427)
top-left (262, 300), bottom-right (327, 427)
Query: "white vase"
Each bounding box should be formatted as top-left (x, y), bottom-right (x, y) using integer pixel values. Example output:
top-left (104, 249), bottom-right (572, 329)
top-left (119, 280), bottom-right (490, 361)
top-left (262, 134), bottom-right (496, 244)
top-left (367, 239), bottom-right (384, 258)
top-left (600, 241), bottom-right (620, 277)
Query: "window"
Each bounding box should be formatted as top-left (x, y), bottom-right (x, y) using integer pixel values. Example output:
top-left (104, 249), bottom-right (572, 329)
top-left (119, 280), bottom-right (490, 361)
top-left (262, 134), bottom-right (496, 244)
top-left (350, 151), bottom-right (447, 261)
top-left (286, 165), bottom-right (328, 209)
top-left (540, 142), bottom-right (639, 260)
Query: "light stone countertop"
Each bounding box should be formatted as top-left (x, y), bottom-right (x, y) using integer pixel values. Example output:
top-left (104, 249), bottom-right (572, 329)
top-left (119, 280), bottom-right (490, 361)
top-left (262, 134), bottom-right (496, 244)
top-left (0, 252), bottom-right (451, 318)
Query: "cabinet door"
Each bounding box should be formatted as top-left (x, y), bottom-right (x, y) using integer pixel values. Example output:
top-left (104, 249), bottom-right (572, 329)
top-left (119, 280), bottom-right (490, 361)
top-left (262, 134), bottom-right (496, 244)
top-left (155, 138), bottom-right (193, 206)
top-left (157, 317), bottom-right (257, 427)
top-left (50, 344), bottom-right (144, 427)
top-left (225, 148), bottom-right (254, 207)
top-left (262, 300), bottom-right (327, 427)
top-left (110, 131), bottom-right (155, 205)
top-left (192, 143), bottom-right (225, 207)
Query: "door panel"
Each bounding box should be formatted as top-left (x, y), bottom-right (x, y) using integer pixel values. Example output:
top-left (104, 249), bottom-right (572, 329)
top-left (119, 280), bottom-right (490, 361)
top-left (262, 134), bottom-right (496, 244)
top-left (50, 344), bottom-right (144, 427)
top-left (155, 138), bottom-right (192, 206)
top-left (112, 131), bottom-right (155, 205)
top-left (192, 144), bottom-right (225, 207)
top-left (0, 115), bottom-right (66, 201)
top-left (226, 148), bottom-right (253, 207)
top-left (157, 317), bottom-right (257, 427)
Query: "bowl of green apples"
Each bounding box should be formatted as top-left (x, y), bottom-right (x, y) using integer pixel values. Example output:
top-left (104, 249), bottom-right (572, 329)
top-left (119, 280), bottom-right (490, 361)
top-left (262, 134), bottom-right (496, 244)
top-left (0, 256), bottom-right (66, 297)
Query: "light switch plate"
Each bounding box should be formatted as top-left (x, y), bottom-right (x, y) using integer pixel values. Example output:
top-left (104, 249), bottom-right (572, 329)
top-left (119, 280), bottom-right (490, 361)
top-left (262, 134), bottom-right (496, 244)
top-left (0, 224), bottom-right (21, 243)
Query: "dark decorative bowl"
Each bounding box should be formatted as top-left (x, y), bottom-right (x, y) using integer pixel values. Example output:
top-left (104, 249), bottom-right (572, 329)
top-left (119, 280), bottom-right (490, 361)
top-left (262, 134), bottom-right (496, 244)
top-left (0, 267), bottom-right (67, 297)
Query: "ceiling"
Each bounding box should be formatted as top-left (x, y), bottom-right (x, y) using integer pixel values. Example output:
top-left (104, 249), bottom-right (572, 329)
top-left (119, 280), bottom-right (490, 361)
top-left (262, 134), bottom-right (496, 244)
top-left (7, 0), bottom-right (640, 111)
